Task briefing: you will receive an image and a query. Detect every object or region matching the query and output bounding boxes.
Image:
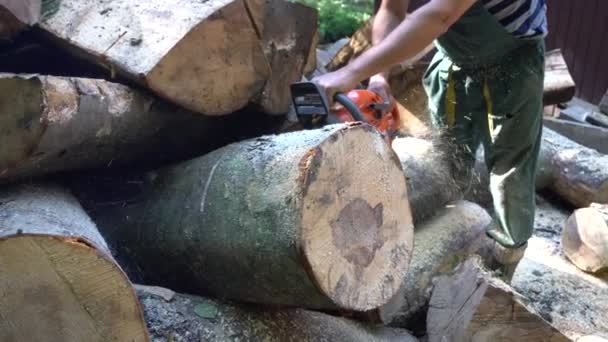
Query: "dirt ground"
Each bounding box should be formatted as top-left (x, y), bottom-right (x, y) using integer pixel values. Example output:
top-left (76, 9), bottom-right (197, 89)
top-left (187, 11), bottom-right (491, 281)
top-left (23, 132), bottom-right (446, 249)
top-left (512, 194), bottom-right (608, 340)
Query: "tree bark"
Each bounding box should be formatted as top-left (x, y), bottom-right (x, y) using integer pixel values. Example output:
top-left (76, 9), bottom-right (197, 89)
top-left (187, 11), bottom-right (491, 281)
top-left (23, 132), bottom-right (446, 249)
top-left (249, 0), bottom-right (318, 114)
top-left (0, 73), bottom-right (282, 184)
top-left (539, 128), bottom-right (608, 207)
top-left (77, 123), bottom-right (414, 312)
top-left (391, 136), bottom-right (462, 224)
top-left (427, 257), bottom-right (570, 342)
top-left (37, 0), bottom-right (270, 115)
top-left (0, 183), bottom-right (148, 342)
top-left (360, 200), bottom-right (494, 325)
top-left (543, 117), bottom-right (608, 154)
top-left (544, 49), bottom-right (576, 106)
top-left (136, 284), bottom-right (418, 342)
top-left (562, 203), bottom-right (608, 273)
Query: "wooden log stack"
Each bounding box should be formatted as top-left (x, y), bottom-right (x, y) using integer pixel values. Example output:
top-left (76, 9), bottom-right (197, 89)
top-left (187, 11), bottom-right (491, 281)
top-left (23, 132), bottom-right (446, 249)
top-left (0, 6), bottom-right (594, 341)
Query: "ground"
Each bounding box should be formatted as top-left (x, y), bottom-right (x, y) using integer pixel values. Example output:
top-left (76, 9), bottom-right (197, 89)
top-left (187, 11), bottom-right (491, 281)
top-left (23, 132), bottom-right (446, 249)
top-left (512, 194), bottom-right (608, 340)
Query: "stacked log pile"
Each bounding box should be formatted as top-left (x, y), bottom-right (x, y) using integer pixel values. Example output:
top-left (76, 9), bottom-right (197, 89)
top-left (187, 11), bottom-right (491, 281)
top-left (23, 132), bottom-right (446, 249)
top-left (1, 4), bottom-right (600, 342)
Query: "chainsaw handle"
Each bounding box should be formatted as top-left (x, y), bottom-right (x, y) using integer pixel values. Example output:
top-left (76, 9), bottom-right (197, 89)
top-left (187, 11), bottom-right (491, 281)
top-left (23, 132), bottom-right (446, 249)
top-left (334, 93), bottom-right (368, 123)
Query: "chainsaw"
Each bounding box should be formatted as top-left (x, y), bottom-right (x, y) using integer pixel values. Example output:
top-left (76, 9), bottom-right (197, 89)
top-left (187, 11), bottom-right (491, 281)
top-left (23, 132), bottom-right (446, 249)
top-left (290, 81), bottom-right (400, 144)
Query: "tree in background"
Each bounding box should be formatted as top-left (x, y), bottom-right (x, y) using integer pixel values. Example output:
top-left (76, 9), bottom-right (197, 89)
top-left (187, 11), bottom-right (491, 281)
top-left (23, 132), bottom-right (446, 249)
top-left (293, 0), bottom-right (373, 43)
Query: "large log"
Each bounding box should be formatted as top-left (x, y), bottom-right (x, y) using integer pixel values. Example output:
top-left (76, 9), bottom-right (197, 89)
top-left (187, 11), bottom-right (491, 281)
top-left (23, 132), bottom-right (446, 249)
top-left (427, 257), bottom-right (570, 342)
top-left (562, 203), bottom-right (608, 273)
top-left (37, 0), bottom-right (270, 115)
top-left (538, 128), bottom-right (608, 207)
top-left (543, 117), bottom-right (608, 154)
top-left (391, 136), bottom-right (461, 223)
top-left (0, 183), bottom-right (148, 342)
top-left (250, 0), bottom-right (318, 114)
top-left (0, 73), bottom-right (282, 184)
top-left (362, 200), bottom-right (493, 325)
top-left (0, 0), bottom-right (40, 43)
top-left (137, 284), bottom-right (418, 342)
top-left (78, 123), bottom-right (414, 312)
top-left (544, 49), bottom-right (576, 106)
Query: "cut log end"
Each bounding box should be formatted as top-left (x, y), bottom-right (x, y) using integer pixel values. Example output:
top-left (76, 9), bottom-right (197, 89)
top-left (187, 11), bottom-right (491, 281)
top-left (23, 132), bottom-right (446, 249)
top-left (147, 0), bottom-right (269, 115)
top-left (562, 204), bottom-right (608, 273)
top-left (300, 124), bottom-right (414, 311)
top-left (0, 234), bottom-right (147, 342)
top-left (0, 184), bottom-right (148, 342)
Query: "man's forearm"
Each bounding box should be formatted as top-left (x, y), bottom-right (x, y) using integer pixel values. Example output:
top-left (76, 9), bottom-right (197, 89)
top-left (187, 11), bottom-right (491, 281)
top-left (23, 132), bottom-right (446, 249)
top-left (370, 1), bottom-right (409, 81)
top-left (350, 0), bottom-right (475, 83)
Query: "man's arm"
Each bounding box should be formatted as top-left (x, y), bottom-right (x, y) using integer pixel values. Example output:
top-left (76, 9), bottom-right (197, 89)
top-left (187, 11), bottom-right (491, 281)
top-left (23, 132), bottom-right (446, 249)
top-left (313, 0), bottom-right (476, 101)
top-left (369, 0), bottom-right (409, 84)
top-left (354, 0), bottom-right (476, 78)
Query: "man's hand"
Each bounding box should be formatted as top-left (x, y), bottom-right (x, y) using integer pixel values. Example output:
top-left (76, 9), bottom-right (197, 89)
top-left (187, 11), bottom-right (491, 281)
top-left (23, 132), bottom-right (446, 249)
top-left (311, 66), bottom-right (360, 106)
top-left (368, 75), bottom-right (395, 107)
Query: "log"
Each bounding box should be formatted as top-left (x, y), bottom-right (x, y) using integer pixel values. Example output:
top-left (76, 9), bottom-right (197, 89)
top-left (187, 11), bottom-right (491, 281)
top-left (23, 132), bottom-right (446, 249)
top-left (137, 284), bottom-right (419, 342)
top-left (362, 200), bottom-right (493, 325)
top-left (562, 203), bottom-right (608, 273)
top-left (78, 123), bottom-right (414, 312)
top-left (427, 257), bottom-right (570, 342)
top-left (37, 0), bottom-right (270, 115)
top-left (538, 128), bottom-right (608, 207)
top-left (0, 73), bottom-right (282, 184)
top-left (0, 183), bottom-right (148, 342)
top-left (250, 0), bottom-right (318, 114)
top-left (391, 136), bottom-right (462, 224)
top-left (543, 117), bottom-right (608, 154)
top-left (544, 49), bottom-right (576, 106)
top-left (0, 0), bottom-right (40, 43)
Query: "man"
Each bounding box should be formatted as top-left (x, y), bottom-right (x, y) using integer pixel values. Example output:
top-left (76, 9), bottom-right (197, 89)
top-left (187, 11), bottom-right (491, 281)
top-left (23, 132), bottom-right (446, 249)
top-left (313, 0), bottom-right (547, 281)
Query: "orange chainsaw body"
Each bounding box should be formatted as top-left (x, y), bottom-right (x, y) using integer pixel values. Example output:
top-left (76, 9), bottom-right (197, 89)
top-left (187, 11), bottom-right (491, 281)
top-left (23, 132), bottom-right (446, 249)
top-left (333, 89), bottom-right (400, 144)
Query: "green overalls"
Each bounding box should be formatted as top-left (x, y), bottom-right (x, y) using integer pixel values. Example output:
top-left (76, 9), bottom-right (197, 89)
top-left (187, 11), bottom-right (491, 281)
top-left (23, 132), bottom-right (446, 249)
top-left (422, 1), bottom-right (545, 248)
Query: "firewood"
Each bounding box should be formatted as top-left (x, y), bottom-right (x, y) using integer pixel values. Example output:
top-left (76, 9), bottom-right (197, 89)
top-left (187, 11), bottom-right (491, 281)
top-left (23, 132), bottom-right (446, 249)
top-left (0, 73), bottom-right (278, 184)
top-left (0, 183), bottom-right (148, 342)
top-left (361, 200), bottom-right (494, 325)
top-left (37, 0), bottom-right (270, 115)
top-left (427, 257), bottom-right (570, 342)
top-left (137, 285), bottom-right (419, 342)
top-left (562, 203), bottom-right (608, 273)
top-left (76, 123), bottom-right (414, 312)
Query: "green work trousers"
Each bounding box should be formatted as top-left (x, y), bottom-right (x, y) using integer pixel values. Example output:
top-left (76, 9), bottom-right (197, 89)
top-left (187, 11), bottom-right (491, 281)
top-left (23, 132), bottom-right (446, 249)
top-left (422, 1), bottom-right (546, 248)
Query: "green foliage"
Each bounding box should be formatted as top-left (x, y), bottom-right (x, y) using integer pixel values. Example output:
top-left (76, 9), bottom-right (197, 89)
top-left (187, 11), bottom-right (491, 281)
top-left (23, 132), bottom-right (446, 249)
top-left (293, 0), bottom-right (373, 43)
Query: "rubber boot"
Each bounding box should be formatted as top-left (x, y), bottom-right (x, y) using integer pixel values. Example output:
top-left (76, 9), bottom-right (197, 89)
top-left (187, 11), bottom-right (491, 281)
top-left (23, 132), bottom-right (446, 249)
top-left (487, 240), bottom-right (527, 283)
